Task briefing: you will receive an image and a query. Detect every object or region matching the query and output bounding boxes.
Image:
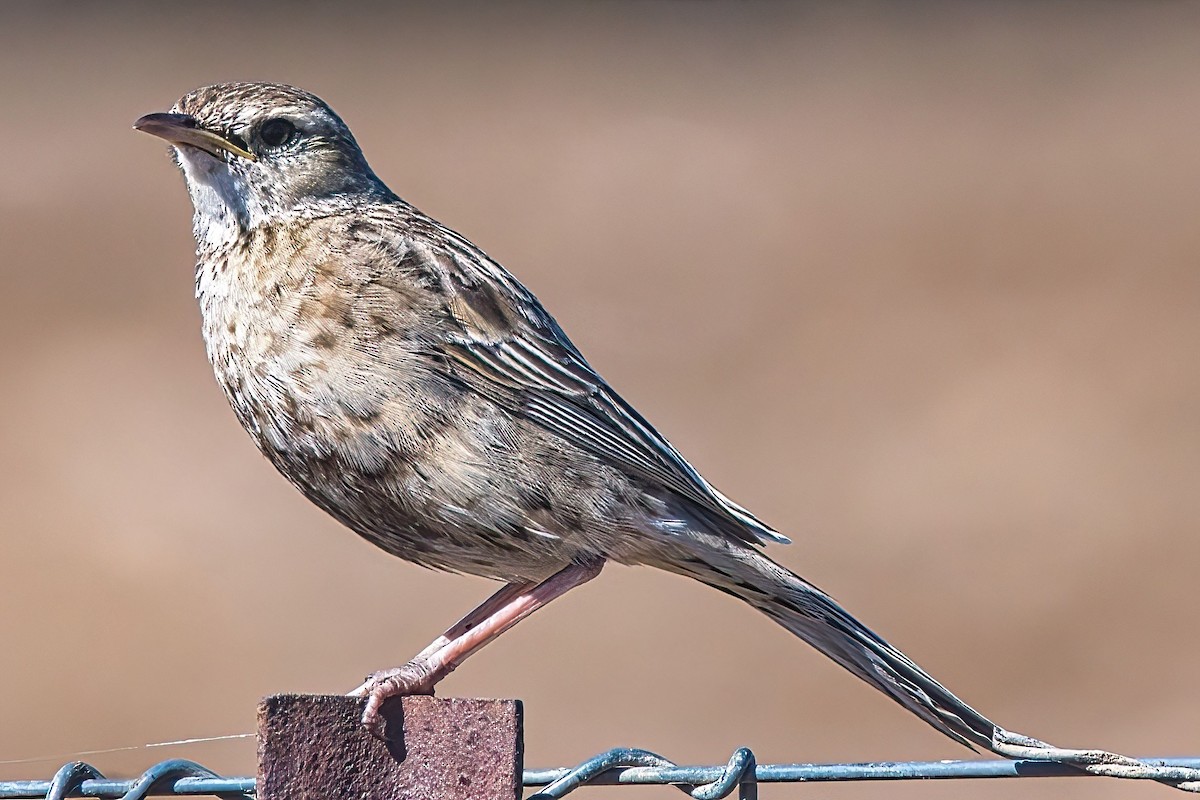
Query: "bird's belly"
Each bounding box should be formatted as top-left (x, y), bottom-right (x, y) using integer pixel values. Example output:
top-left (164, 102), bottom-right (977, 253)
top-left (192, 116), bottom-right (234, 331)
top-left (211, 332), bottom-right (584, 582)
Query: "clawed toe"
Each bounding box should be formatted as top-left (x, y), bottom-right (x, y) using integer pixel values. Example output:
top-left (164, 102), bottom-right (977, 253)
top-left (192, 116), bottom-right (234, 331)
top-left (348, 662), bottom-right (438, 740)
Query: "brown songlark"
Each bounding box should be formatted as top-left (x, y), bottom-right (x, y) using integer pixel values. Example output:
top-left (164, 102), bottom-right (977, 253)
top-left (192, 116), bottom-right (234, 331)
top-left (136, 82), bottom-right (999, 748)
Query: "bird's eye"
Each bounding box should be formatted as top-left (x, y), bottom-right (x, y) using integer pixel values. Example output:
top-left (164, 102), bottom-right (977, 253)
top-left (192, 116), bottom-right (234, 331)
top-left (258, 118), bottom-right (298, 149)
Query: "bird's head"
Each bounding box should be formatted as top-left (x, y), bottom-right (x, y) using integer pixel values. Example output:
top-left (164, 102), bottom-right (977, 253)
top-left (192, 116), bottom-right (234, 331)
top-left (135, 82), bottom-right (388, 246)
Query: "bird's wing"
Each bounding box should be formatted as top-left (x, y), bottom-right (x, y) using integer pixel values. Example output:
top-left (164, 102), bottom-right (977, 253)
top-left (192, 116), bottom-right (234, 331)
top-left (416, 233), bottom-right (789, 548)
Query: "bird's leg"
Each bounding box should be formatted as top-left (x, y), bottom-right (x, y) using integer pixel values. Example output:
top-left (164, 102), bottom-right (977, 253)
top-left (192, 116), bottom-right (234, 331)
top-left (347, 580), bottom-right (534, 709)
top-left (350, 558), bottom-right (604, 738)
top-left (411, 580), bottom-right (535, 664)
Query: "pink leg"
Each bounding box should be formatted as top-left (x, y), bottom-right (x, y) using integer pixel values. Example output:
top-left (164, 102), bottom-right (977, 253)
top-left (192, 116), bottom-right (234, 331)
top-left (349, 579), bottom-right (533, 691)
top-left (349, 559), bottom-right (604, 738)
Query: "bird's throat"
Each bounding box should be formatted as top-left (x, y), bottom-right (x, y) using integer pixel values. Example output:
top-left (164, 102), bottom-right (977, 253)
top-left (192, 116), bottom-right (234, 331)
top-left (176, 146), bottom-right (253, 251)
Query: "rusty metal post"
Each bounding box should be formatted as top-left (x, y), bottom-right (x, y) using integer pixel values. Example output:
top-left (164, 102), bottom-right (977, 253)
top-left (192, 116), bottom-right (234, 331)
top-left (257, 694), bottom-right (523, 800)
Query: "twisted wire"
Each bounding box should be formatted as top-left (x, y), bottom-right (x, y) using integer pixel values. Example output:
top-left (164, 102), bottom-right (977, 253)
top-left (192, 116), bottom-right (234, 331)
top-left (6, 749), bottom-right (1200, 799)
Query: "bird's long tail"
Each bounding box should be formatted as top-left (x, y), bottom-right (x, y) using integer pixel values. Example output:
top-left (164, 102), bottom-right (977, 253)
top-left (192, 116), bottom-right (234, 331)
top-left (665, 540), bottom-right (998, 752)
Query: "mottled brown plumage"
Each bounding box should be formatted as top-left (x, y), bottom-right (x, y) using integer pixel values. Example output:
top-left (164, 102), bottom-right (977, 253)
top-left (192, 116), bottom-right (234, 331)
top-left (136, 82), bottom-right (1000, 749)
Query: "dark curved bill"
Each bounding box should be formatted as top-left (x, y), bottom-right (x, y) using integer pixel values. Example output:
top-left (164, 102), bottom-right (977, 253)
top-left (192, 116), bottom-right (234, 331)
top-left (133, 112), bottom-right (256, 161)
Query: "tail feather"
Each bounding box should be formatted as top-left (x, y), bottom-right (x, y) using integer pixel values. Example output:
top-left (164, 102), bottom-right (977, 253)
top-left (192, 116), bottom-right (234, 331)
top-left (671, 544), bottom-right (998, 751)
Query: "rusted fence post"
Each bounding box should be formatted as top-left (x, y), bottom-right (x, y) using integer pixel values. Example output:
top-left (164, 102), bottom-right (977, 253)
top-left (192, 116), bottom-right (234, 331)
top-left (257, 695), bottom-right (523, 800)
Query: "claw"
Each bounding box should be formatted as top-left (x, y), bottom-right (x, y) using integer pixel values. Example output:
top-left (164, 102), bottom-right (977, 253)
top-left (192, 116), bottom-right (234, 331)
top-left (348, 661), bottom-right (438, 741)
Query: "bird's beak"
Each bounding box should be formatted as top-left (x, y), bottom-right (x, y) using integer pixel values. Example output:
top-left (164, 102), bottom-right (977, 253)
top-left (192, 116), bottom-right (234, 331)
top-left (133, 112), bottom-right (257, 161)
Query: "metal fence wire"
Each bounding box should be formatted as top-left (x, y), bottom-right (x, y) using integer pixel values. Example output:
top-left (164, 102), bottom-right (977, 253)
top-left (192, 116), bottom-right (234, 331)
top-left (4, 748), bottom-right (1200, 800)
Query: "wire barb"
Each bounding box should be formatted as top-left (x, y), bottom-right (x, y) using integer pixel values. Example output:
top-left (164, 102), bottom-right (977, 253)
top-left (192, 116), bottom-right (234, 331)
top-left (992, 728), bottom-right (1200, 793)
top-left (526, 747), bottom-right (757, 799)
top-left (45, 763), bottom-right (101, 800)
top-left (0, 760), bottom-right (255, 800)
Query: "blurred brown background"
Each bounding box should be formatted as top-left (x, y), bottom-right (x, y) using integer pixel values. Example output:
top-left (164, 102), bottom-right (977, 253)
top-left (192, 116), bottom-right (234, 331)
top-left (1, 3), bottom-right (1197, 798)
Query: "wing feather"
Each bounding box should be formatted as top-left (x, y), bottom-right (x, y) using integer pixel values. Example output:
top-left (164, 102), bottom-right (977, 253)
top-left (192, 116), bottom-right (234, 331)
top-left (415, 231), bottom-right (790, 547)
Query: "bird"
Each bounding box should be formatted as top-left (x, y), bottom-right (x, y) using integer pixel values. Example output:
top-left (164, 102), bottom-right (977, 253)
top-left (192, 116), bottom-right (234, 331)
top-left (135, 82), bottom-right (1000, 750)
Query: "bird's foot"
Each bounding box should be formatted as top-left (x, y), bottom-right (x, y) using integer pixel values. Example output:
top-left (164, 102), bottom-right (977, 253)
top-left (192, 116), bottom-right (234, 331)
top-left (348, 660), bottom-right (438, 740)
